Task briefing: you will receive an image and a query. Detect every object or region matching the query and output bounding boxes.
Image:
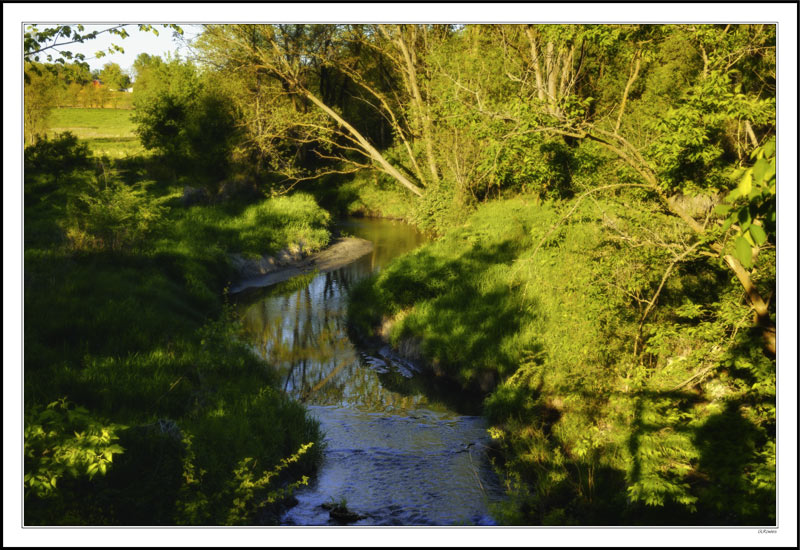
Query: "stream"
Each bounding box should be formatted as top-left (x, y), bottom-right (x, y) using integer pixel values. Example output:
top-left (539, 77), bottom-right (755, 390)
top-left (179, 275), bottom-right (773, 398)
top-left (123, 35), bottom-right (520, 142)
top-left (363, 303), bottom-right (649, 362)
top-left (237, 218), bottom-right (506, 526)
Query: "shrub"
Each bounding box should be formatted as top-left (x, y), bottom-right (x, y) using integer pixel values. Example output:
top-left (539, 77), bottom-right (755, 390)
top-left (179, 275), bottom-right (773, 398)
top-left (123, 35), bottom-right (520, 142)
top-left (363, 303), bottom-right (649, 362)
top-left (24, 398), bottom-right (124, 500)
top-left (65, 167), bottom-right (169, 252)
top-left (24, 132), bottom-right (92, 179)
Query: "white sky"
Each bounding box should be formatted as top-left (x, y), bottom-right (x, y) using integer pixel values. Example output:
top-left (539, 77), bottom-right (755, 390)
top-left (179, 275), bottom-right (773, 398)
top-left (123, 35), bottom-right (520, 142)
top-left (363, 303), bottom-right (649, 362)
top-left (26, 23), bottom-right (204, 75)
top-left (4, 3), bottom-right (799, 549)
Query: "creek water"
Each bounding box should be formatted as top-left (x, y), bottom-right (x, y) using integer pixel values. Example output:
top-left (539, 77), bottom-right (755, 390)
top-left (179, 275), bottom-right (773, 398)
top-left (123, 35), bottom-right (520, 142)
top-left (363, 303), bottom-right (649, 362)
top-left (237, 218), bottom-right (506, 526)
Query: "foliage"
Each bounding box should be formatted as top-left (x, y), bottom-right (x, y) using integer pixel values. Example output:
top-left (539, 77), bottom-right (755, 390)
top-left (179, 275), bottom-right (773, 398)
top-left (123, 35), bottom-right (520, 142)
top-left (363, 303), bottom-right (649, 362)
top-left (24, 398), bottom-right (125, 499)
top-left (226, 442), bottom-right (314, 525)
top-left (132, 57), bottom-right (238, 186)
top-left (24, 62), bottom-right (59, 144)
top-left (65, 166), bottom-right (169, 252)
top-left (715, 138), bottom-right (776, 268)
top-left (24, 131), bottom-right (92, 178)
top-left (24, 24), bottom-right (183, 66)
top-left (350, 194), bottom-right (775, 525)
top-left (24, 137), bottom-right (327, 524)
top-left (99, 62), bottom-right (131, 91)
top-left (23, 22), bottom-right (778, 527)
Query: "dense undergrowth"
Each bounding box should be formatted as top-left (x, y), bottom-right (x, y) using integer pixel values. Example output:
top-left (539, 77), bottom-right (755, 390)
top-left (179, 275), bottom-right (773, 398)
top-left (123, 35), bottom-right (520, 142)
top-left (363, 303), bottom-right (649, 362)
top-left (348, 194), bottom-right (776, 525)
top-left (24, 133), bottom-right (329, 525)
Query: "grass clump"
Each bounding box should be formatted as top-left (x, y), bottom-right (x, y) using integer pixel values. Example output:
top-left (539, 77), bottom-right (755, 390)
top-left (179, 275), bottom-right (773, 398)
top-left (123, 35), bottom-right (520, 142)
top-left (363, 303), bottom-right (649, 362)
top-left (304, 170), bottom-right (418, 221)
top-left (163, 193), bottom-right (330, 260)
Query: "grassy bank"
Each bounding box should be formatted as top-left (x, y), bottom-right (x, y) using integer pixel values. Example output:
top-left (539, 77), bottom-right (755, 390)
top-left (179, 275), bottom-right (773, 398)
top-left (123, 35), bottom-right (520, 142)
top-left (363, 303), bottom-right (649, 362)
top-left (348, 195), bottom-right (776, 525)
top-left (24, 134), bottom-right (330, 525)
top-left (301, 171), bottom-right (421, 224)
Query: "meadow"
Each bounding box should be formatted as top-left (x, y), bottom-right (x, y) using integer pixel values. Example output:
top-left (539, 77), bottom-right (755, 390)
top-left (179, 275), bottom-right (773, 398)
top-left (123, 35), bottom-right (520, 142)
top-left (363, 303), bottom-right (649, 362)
top-left (47, 107), bottom-right (144, 158)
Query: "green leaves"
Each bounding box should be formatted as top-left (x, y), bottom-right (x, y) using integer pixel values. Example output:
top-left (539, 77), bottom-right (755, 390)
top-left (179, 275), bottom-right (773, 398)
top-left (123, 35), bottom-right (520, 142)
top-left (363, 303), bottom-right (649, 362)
top-left (749, 224), bottom-right (767, 246)
top-left (24, 24), bottom-right (184, 66)
top-left (737, 169), bottom-right (752, 196)
top-left (24, 399), bottom-right (125, 498)
top-left (717, 137), bottom-right (775, 271)
top-left (734, 236), bottom-right (753, 268)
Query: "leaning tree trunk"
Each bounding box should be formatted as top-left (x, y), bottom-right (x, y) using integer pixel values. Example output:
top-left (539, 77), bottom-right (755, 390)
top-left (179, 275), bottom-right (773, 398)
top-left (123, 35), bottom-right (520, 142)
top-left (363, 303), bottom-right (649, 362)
top-left (302, 89), bottom-right (423, 196)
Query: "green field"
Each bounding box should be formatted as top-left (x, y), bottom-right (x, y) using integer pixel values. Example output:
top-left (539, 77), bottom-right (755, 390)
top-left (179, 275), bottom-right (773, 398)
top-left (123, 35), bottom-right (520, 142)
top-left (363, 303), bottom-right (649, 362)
top-left (48, 108), bottom-right (144, 158)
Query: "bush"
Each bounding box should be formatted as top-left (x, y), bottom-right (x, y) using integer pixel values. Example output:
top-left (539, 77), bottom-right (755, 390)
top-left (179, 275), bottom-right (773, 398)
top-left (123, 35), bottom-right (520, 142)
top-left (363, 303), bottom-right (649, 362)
top-left (65, 167), bottom-right (169, 252)
top-left (24, 399), bottom-right (124, 501)
top-left (24, 132), bottom-right (92, 179)
top-left (132, 59), bottom-right (238, 187)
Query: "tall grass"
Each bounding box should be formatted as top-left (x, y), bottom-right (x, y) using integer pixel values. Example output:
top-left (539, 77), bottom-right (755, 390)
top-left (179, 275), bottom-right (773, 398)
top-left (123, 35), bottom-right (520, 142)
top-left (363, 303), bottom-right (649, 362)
top-left (24, 134), bottom-right (329, 525)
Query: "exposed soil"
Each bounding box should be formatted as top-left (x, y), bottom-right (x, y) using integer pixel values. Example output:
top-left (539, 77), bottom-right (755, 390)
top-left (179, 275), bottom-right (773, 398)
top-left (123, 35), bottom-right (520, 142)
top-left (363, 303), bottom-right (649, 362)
top-left (230, 237), bottom-right (374, 293)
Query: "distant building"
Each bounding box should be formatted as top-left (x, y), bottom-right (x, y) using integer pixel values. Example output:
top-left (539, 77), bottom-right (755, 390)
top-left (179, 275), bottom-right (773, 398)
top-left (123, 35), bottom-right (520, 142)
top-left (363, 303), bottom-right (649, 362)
top-left (123, 87), bottom-right (133, 93)
top-left (91, 79), bottom-right (102, 88)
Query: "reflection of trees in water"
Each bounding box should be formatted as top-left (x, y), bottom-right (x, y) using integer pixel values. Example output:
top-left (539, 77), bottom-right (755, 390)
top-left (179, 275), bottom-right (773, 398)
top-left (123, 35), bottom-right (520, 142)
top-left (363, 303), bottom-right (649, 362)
top-left (240, 266), bottom-right (429, 412)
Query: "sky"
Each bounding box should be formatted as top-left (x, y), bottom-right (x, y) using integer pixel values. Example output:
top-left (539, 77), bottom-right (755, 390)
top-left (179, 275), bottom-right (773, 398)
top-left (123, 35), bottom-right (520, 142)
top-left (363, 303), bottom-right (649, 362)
top-left (27, 23), bottom-right (203, 76)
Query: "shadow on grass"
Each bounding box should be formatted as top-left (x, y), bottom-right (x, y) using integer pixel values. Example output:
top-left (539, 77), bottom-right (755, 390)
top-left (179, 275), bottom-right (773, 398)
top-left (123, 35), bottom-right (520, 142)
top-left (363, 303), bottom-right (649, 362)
top-left (348, 237), bottom-right (542, 395)
top-left (485, 376), bottom-right (775, 526)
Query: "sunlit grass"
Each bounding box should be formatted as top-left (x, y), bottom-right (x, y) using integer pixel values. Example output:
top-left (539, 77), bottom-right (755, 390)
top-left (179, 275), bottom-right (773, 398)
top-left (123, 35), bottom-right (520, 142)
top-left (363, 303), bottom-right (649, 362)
top-left (49, 108), bottom-right (136, 137)
top-left (48, 108), bottom-right (143, 159)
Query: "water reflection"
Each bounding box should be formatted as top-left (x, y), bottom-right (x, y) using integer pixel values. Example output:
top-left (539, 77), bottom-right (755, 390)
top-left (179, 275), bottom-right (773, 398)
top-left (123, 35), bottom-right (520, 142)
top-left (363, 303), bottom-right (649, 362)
top-left (240, 220), bottom-right (430, 413)
top-left (237, 218), bottom-right (505, 525)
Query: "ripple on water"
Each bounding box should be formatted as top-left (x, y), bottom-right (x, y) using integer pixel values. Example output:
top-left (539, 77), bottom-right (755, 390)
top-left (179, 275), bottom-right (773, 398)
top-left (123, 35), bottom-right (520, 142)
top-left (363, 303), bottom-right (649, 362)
top-left (282, 407), bottom-right (505, 526)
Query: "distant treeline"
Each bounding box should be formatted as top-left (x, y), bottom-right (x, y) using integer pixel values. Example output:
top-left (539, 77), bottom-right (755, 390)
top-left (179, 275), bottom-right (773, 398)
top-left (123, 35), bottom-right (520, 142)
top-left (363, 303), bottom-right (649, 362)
top-left (55, 86), bottom-right (133, 109)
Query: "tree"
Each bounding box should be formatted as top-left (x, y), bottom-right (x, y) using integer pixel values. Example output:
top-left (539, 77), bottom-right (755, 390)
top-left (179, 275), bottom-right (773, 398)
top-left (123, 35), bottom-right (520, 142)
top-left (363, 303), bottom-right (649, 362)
top-left (24, 62), bottom-right (59, 144)
top-left (132, 58), bottom-right (237, 186)
top-left (455, 24), bottom-right (776, 353)
top-left (100, 62), bottom-right (131, 91)
top-left (131, 53), bottom-right (164, 91)
top-left (196, 24), bottom-right (424, 196)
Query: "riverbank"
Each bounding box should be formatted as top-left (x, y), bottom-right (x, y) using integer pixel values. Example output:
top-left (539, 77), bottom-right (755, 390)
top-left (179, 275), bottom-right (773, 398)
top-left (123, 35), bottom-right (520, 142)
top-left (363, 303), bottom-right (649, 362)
top-left (347, 195), bottom-right (776, 525)
top-left (24, 135), bottom-right (328, 525)
top-left (230, 237), bottom-right (374, 294)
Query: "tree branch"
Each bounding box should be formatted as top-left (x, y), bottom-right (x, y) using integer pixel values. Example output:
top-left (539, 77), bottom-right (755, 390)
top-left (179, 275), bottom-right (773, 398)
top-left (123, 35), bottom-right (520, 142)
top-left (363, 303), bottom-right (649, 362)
top-left (634, 241), bottom-right (703, 356)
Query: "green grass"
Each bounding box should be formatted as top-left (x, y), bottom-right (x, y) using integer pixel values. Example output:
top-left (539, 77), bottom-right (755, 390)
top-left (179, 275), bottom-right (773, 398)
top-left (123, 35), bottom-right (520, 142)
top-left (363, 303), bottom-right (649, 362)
top-left (348, 194), bottom-right (776, 525)
top-left (159, 194), bottom-right (331, 263)
top-left (24, 137), bottom-right (329, 525)
top-left (299, 170), bottom-right (418, 222)
top-left (48, 108), bottom-right (144, 159)
top-left (49, 108), bottom-right (136, 138)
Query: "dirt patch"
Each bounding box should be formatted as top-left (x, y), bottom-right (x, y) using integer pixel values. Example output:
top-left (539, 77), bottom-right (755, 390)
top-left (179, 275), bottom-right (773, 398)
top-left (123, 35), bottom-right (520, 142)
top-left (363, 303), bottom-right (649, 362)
top-left (230, 237), bottom-right (374, 293)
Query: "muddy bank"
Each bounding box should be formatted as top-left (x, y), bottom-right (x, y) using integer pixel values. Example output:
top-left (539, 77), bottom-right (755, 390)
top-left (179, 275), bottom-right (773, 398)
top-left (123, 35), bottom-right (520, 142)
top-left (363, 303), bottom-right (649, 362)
top-left (229, 237), bottom-right (374, 294)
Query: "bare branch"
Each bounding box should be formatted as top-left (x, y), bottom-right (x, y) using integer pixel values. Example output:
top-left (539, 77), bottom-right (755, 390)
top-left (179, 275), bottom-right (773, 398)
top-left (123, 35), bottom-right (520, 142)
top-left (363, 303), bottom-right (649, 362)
top-left (634, 240), bottom-right (703, 356)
